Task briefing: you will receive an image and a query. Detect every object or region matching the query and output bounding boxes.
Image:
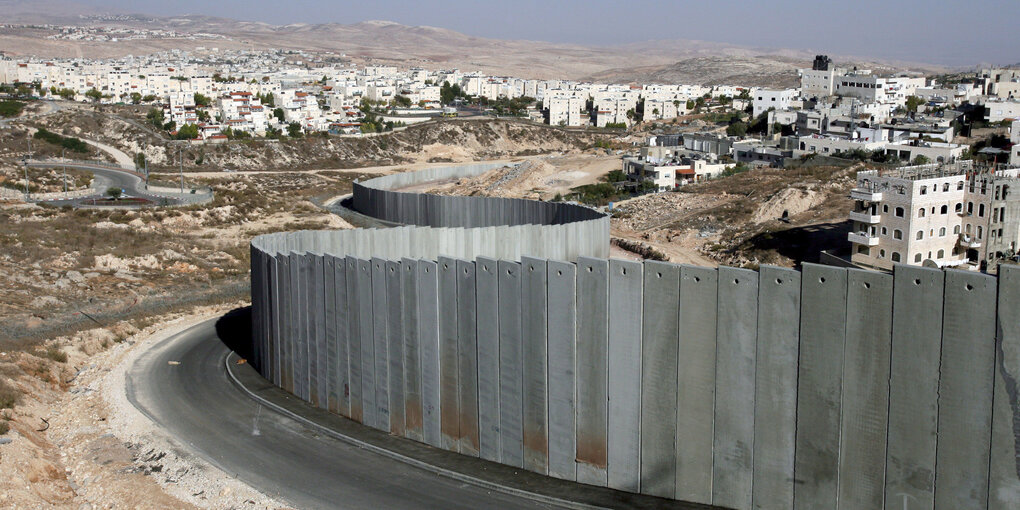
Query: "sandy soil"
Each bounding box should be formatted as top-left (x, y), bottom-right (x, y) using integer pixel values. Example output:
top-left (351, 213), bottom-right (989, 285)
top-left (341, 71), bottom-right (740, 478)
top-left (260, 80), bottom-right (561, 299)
top-left (0, 305), bottom-right (282, 509)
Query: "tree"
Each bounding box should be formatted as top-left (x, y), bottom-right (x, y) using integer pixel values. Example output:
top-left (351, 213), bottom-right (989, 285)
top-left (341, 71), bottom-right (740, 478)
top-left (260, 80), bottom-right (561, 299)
top-left (85, 88), bottom-right (102, 103)
top-left (905, 95), bottom-right (925, 113)
top-left (726, 122), bottom-right (748, 137)
top-left (194, 93), bottom-right (211, 107)
top-left (130, 92), bottom-right (142, 104)
top-left (146, 108), bottom-right (165, 128)
top-left (912, 155), bottom-right (931, 165)
top-left (392, 95), bottom-right (412, 108)
top-left (686, 99), bottom-right (696, 110)
top-left (142, 94), bottom-right (158, 103)
top-left (197, 109), bottom-right (210, 122)
top-left (287, 122), bottom-right (303, 138)
top-left (174, 124), bottom-right (199, 140)
top-left (134, 153), bottom-right (146, 170)
top-left (106, 187), bottom-right (123, 199)
top-left (273, 108), bottom-right (286, 123)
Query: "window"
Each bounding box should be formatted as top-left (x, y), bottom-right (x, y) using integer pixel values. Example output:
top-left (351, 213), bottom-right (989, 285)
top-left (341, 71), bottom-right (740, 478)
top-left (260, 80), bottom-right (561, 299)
top-left (955, 202), bottom-right (962, 213)
top-left (894, 229), bottom-right (903, 240)
top-left (857, 245), bottom-right (870, 255)
top-left (958, 181), bottom-right (964, 190)
top-left (892, 252), bottom-right (901, 262)
top-left (881, 227), bottom-right (888, 235)
top-left (937, 249), bottom-right (944, 259)
top-left (883, 204), bottom-right (889, 213)
top-left (979, 204), bottom-right (985, 217)
top-left (943, 183), bottom-right (950, 192)
top-left (968, 202), bottom-right (973, 214)
top-left (941, 205), bottom-right (948, 214)
top-left (939, 227), bottom-right (946, 237)
top-left (895, 207), bottom-right (905, 217)
top-left (966, 224), bottom-right (972, 234)
top-left (914, 253), bottom-right (923, 263)
top-left (996, 186), bottom-right (1001, 200)
top-left (978, 226), bottom-right (983, 239)
top-left (920, 186), bottom-right (928, 195)
top-left (879, 249), bottom-right (886, 258)
top-left (918, 208), bottom-right (926, 217)
top-left (916, 231), bottom-right (924, 240)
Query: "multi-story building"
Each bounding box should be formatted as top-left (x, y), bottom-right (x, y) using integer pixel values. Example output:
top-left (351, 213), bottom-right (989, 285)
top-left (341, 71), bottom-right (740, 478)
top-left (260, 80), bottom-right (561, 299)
top-left (547, 96), bottom-right (583, 127)
top-left (753, 88), bottom-right (796, 117)
top-left (849, 163), bottom-right (1020, 271)
top-left (219, 91), bottom-right (268, 135)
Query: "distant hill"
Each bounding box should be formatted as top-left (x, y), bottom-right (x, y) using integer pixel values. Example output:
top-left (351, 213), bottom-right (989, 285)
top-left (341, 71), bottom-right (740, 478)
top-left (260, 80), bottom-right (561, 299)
top-left (0, 2), bottom-right (950, 82)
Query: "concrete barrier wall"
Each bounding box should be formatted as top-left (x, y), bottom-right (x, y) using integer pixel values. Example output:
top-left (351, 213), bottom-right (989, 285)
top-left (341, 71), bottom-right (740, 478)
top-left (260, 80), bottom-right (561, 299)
top-left (249, 163), bottom-right (1020, 510)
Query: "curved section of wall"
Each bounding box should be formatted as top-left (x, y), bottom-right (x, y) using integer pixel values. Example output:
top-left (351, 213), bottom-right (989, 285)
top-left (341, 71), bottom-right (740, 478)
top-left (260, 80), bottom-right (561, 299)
top-left (249, 162), bottom-right (1020, 510)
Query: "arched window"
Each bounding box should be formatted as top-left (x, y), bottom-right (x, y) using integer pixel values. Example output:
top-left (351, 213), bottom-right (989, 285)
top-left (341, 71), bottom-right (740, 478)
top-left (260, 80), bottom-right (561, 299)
top-left (979, 204), bottom-right (985, 217)
top-left (879, 249), bottom-right (886, 259)
top-left (914, 253), bottom-right (922, 262)
top-left (941, 205), bottom-right (948, 214)
top-left (968, 202), bottom-right (974, 214)
top-left (955, 202), bottom-right (962, 212)
top-left (894, 229), bottom-right (903, 240)
top-left (883, 204), bottom-right (889, 213)
top-left (920, 186), bottom-right (928, 195)
top-left (954, 225), bottom-right (961, 234)
top-left (943, 183), bottom-right (950, 192)
top-left (918, 208), bottom-right (926, 217)
top-left (895, 207), bottom-right (904, 217)
top-left (939, 227), bottom-right (946, 237)
top-left (916, 230), bottom-right (924, 240)
top-left (937, 249), bottom-right (945, 259)
top-left (892, 252), bottom-right (901, 262)
top-left (966, 224), bottom-right (972, 234)
top-left (958, 181), bottom-right (964, 190)
top-left (881, 227), bottom-right (888, 235)
top-left (978, 226), bottom-right (983, 239)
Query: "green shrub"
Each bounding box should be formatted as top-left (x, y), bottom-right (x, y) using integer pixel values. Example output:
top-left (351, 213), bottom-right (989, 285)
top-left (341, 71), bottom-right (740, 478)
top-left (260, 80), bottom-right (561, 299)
top-left (0, 100), bottom-right (25, 118)
top-left (33, 128), bottom-right (90, 153)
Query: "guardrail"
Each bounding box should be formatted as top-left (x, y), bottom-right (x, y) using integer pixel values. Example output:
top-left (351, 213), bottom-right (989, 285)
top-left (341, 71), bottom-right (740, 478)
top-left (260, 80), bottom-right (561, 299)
top-left (249, 162), bottom-right (1020, 510)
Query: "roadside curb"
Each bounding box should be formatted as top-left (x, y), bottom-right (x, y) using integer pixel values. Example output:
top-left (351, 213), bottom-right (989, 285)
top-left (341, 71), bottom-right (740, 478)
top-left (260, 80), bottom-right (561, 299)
top-left (223, 351), bottom-right (606, 510)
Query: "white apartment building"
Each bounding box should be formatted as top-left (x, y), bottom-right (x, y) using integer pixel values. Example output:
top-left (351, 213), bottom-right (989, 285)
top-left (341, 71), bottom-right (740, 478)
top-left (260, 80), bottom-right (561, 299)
top-left (167, 91), bottom-right (197, 127)
top-left (546, 95), bottom-right (584, 127)
top-left (986, 100), bottom-right (1020, 123)
top-left (849, 164), bottom-right (1020, 271)
top-left (219, 91), bottom-right (268, 135)
top-left (753, 89), bottom-right (796, 117)
top-left (800, 68), bottom-right (839, 98)
top-left (643, 99), bottom-right (685, 122)
top-left (278, 89), bottom-right (322, 125)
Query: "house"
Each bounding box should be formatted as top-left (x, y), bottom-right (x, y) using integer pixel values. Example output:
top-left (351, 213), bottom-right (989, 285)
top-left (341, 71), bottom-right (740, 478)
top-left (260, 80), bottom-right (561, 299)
top-left (753, 89), bottom-right (796, 117)
top-left (849, 163), bottom-right (1020, 271)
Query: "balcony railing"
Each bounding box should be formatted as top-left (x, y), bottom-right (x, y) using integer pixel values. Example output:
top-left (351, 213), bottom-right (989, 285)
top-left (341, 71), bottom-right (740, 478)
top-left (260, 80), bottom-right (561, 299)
top-left (848, 231), bottom-right (881, 246)
top-left (850, 188), bottom-right (883, 202)
top-left (849, 211), bottom-right (881, 223)
top-left (958, 234), bottom-right (981, 249)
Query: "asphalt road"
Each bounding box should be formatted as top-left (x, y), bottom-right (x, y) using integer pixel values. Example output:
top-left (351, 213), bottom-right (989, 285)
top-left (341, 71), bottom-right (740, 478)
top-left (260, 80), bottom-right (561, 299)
top-left (124, 315), bottom-right (555, 510)
top-left (26, 161), bottom-right (210, 207)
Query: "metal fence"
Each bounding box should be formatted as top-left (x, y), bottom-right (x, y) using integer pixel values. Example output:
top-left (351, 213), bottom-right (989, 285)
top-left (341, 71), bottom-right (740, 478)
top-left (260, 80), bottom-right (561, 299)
top-left (249, 162), bottom-right (1020, 510)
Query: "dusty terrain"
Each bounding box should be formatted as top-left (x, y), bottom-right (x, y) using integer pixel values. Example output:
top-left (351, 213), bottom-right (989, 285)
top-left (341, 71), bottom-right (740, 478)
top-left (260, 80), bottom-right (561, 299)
top-left (0, 305), bottom-right (282, 509)
top-left (422, 156), bottom-right (859, 268)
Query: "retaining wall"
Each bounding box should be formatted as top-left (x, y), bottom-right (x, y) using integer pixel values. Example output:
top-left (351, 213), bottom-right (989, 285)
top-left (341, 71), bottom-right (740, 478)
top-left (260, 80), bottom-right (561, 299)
top-left (250, 162), bottom-right (1020, 509)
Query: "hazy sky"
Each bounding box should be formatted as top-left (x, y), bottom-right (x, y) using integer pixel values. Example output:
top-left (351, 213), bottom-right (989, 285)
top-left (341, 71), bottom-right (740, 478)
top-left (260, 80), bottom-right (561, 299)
top-left (89, 0), bottom-right (1019, 66)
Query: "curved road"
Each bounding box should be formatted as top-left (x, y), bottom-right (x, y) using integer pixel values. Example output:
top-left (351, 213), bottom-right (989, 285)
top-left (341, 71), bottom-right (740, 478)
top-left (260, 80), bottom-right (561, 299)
top-left (125, 314), bottom-right (555, 510)
top-left (27, 160), bottom-right (210, 206)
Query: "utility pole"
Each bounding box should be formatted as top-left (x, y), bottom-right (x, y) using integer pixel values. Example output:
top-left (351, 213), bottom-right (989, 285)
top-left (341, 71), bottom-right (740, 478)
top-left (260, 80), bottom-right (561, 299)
top-left (23, 160), bottom-right (29, 200)
top-left (62, 148), bottom-right (67, 193)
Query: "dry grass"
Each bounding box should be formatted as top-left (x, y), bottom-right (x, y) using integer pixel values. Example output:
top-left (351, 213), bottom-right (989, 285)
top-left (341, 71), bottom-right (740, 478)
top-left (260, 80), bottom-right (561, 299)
top-left (0, 378), bottom-right (19, 409)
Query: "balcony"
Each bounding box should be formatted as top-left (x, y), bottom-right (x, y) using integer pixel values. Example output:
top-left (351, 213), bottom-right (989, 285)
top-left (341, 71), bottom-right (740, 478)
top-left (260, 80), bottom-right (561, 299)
top-left (958, 234), bottom-right (981, 249)
top-left (848, 231), bottom-right (881, 246)
top-left (850, 188), bottom-right (883, 202)
top-left (849, 210), bottom-right (881, 223)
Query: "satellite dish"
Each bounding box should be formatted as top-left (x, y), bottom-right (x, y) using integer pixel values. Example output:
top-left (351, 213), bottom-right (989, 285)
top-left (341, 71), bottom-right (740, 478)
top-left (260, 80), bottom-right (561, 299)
top-left (922, 259), bottom-right (939, 268)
